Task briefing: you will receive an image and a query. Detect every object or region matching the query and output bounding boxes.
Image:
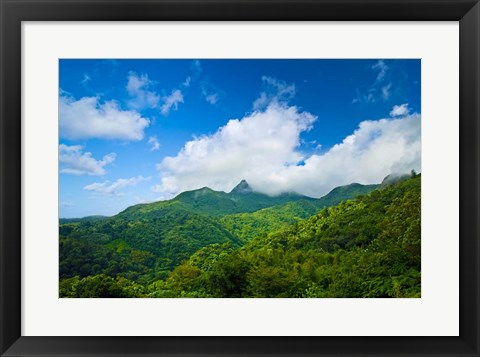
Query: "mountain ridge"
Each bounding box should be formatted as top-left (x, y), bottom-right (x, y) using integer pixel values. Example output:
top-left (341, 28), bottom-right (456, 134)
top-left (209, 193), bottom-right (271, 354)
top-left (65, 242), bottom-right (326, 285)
top-left (120, 179), bottom-right (316, 218)
top-left (61, 173), bottom-right (415, 220)
top-left (61, 177), bottom-right (392, 220)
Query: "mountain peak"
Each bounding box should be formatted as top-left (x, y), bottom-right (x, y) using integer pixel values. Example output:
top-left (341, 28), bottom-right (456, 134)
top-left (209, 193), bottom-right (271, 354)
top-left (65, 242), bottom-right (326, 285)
top-left (230, 179), bottom-right (253, 194)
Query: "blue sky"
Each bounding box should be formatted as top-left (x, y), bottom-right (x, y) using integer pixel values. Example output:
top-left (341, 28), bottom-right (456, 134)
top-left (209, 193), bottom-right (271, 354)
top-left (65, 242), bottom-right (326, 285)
top-left (59, 59), bottom-right (421, 218)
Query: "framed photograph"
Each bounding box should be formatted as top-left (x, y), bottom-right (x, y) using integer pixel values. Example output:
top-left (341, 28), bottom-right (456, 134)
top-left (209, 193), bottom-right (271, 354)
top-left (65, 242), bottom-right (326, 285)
top-left (1, 0), bottom-right (479, 356)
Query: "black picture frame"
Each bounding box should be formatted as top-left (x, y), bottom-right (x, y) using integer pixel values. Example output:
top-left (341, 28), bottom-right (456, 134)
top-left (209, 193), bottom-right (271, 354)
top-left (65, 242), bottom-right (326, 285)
top-left (1, 0), bottom-right (479, 356)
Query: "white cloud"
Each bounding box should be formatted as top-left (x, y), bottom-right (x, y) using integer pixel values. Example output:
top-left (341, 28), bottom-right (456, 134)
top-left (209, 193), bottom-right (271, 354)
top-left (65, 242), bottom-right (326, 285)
top-left (81, 74), bottom-right (91, 86)
top-left (160, 89), bottom-right (184, 115)
top-left (382, 83), bottom-right (392, 100)
top-left (352, 89), bottom-right (375, 104)
top-left (127, 72), bottom-right (187, 115)
top-left (182, 76), bottom-right (192, 88)
top-left (253, 76), bottom-right (296, 110)
top-left (372, 60), bottom-right (389, 82)
top-left (275, 113), bottom-right (421, 198)
top-left (201, 78), bottom-right (224, 105)
top-left (148, 136), bottom-right (161, 151)
top-left (84, 176), bottom-right (150, 196)
top-left (60, 201), bottom-right (75, 209)
top-left (153, 103), bottom-right (316, 196)
top-left (205, 93), bottom-right (219, 105)
top-left (191, 60), bottom-right (202, 78)
top-left (153, 103), bottom-right (421, 199)
top-left (59, 144), bottom-right (116, 176)
top-left (126, 72), bottom-right (160, 109)
top-left (390, 103), bottom-right (410, 117)
top-left (353, 60), bottom-right (394, 104)
top-left (59, 95), bottom-right (150, 141)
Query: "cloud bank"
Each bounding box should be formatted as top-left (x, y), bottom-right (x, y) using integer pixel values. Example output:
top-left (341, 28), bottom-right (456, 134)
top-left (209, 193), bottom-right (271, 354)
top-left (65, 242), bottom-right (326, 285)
top-left (153, 103), bottom-right (421, 199)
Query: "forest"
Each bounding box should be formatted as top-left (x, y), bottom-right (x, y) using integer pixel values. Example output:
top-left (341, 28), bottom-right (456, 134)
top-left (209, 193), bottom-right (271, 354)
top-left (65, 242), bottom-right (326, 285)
top-left (59, 173), bottom-right (420, 298)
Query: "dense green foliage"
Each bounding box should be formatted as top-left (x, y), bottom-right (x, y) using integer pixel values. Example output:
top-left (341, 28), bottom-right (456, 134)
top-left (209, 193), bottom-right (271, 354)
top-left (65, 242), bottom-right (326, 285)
top-left (220, 183), bottom-right (378, 242)
top-left (60, 202), bottom-right (241, 282)
top-left (59, 177), bottom-right (420, 298)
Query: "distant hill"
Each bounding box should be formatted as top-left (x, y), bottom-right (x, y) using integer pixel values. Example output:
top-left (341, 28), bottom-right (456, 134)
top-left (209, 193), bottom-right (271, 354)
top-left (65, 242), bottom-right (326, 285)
top-left (59, 215), bottom-right (108, 224)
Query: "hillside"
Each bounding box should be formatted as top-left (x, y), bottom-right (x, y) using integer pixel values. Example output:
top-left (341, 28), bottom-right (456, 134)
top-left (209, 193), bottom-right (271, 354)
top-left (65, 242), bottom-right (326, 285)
top-left (60, 201), bottom-right (242, 281)
top-left (59, 175), bottom-right (420, 298)
top-left (60, 179), bottom-right (315, 282)
top-left (220, 183), bottom-right (379, 242)
top-left (148, 175), bottom-right (421, 298)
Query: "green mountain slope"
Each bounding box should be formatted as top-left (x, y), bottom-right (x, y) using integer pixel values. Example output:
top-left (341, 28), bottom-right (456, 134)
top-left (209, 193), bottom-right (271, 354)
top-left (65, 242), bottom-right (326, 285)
top-left (60, 201), bottom-right (242, 282)
top-left (60, 176), bottom-right (418, 298)
top-left (59, 180), bottom-right (313, 282)
top-left (60, 180), bottom-right (378, 281)
top-left (318, 182), bottom-right (379, 206)
top-left (220, 183), bottom-right (379, 242)
top-left (152, 175), bottom-right (420, 298)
